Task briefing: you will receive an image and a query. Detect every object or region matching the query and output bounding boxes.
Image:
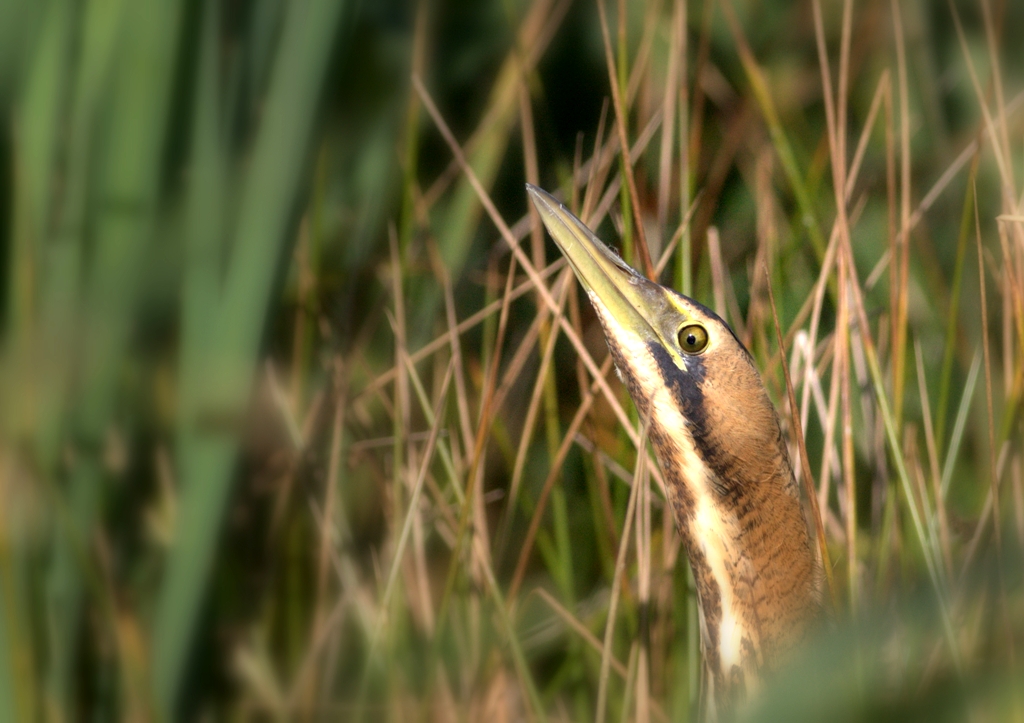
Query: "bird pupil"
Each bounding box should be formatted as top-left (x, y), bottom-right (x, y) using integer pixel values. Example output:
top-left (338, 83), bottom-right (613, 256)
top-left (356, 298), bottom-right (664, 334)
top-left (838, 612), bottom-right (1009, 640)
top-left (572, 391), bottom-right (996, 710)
top-left (687, 334), bottom-right (696, 346)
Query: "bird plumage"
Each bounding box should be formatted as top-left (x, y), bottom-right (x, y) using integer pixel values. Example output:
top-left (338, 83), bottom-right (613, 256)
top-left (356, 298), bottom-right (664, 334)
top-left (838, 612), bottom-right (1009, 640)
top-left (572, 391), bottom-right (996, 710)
top-left (527, 185), bottom-right (822, 718)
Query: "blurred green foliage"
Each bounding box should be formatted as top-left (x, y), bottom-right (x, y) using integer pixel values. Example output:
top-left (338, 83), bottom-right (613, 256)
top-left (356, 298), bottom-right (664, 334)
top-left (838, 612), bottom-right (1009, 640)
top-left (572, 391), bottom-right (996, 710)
top-left (0, 0), bottom-right (1022, 719)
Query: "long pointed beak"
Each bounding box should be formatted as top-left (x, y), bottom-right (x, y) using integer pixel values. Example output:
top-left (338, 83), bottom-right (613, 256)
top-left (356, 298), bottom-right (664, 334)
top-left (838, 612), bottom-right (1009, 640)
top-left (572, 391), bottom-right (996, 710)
top-left (526, 184), bottom-right (658, 339)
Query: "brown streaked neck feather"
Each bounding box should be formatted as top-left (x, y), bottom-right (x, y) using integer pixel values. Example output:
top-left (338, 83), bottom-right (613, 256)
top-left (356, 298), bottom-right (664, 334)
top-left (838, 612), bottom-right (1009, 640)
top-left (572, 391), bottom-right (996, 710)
top-left (599, 309), bottom-right (822, 719)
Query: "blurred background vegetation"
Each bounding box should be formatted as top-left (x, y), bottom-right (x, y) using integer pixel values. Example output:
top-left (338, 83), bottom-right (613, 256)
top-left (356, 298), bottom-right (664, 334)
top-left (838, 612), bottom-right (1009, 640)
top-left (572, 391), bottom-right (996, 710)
top-left (0, 0), bottom-right (1022, 720)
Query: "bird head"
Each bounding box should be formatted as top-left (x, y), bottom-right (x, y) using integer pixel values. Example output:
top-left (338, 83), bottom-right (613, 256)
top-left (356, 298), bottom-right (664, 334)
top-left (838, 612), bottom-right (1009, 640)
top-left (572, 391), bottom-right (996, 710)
top-left (525, 184), bottom-right (783, 486)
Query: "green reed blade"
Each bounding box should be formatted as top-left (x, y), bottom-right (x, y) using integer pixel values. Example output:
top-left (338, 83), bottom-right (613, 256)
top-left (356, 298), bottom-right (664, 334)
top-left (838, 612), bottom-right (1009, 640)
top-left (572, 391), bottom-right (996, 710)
top-left (153, 0), bottom-right (349, 713)
top-left (43, 0), bottom-right (181, 711)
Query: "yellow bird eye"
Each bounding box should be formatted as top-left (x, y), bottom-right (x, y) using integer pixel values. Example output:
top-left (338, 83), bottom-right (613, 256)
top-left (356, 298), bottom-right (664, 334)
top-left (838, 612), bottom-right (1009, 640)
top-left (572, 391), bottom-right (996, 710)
top-left (678, 324), bottom-right (709, 354)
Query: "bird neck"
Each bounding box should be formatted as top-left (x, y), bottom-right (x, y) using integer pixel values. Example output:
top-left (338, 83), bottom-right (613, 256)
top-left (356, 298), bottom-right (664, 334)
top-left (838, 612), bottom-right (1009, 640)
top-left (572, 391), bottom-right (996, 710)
top-left (607, 337), bottom-right (822, 713)
top-left (658, 405), bottom-right (822, 718)
top-left (664, 444), bottom-right (821, 712)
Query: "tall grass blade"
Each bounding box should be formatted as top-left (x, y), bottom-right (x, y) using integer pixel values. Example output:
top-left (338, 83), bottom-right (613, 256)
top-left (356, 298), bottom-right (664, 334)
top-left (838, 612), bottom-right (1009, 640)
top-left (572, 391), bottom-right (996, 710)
top-left (153, 0), bottom-right (349, 713)
top-left (43, 0), bottom-right (181, 709)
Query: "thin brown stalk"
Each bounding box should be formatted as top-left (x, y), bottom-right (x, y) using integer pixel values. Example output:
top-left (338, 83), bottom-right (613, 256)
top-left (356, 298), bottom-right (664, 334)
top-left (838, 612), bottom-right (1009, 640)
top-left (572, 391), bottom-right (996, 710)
top-left (533, 588), bottom-right (629, 679)
top-left (656, 0), bottom-right (683, 241)
top-left (414, 74), bottom-right (651, 454)
top-left (817, 321), bottom-right (842, 516)
top-left (357, 258), bottom-right (565, 403)
top-left (914, 340), bottom-right (954, 579)
top-left (709, 227), bottom-right (747, 342)
top-left (1013, 457), bottom-right (1024, 551)
top-left (429, 241), bottom-right (475, 466)
top-left (841, 226), bottom-right (961, 666)
top-left (461, 250), bottom-right (528, 574)
top-left (847, 71), bottom-right (889, 204)
top-left (802, 226), bottom-right (842, 475)
top-left (572, 132), bottom-right (584, 213)
top-left (974, 183), bottom-right (1003, 558)
top-left (746, 150), bottom-right (776, 350)
top-left (906, 434), bottom-right (936, 558)
top-left (497, 270), bottom-right (573, 555)
top-left (574, 433), bottom-right (640, 493)
top-left (367, 360), bottom-right (454, 649)
top-left (308, 358), bottom-right (348, 703)
top-left (948, 0), bottom-right (1014, 204)
top-left (864, 88), bottom-right (1024, 292)
top-left (993, 219), bottom-right (1024, 366)
top-left (836, 0), bottom-right (852, 185)
top-left (508, 357), bottom-right (615, 601)
top-left (970, 187), bottom-right (1011, 679)
top-left (676, 0), bottom-right (690, 294)
top-left (395, 341), bottom-right (466, 517)
top-left (589, 111), bottom-right (666, 231)
top-left (802, 197), bottom-right (866, 465)
top-left (568, 282), bottom-right (592, 412)
top-left (706, 227), bottom-right (726, 318)
top-left (521, 81), bottom-right (544, 275)
top-left (689, 102), bottom-right (752, 262)
top-left (765, 265), bottom-right (837, 607)
top-left (635, 444), bottom-right (652, 723)
top-left (267, 364), bottom-right (326, 539)
top-left (958, 446), bottom-right (1010, 586)
top-left (498, 268), bottom-right (570, 526)
top-left (980, 0), bottom-right (1014, 192)
top-left (489, 275), bottom-right (570, 429)
top-left (418, 241), bottom-right (519, 648)
top-left (687, 0), bottom-right (714, 187)
top-left (389, 226), bottom-right (436, 635)
top-left (813, 0), bottom-right (857, 609)
top-left (389, 223), bottom-right (412, 550)
top-left (618, 644), bottom-right (640, 723)
top-left (289, 220), bottom-right (313, 415)
top-left (582, 99), bottom-right (611, 223)
top-left (290, 588), bottom-right (350, 711)
top-left (596, 418), bottom-right (649, 723)
top-left (418, 0), bottom-right (568, 213)
top-left (838, 254), bottom-right (857, 609)
top-left (596, 0), bottom-right (656, 280)
top-left (890, 0), bottom-right (911, 429)
top-left (656, 189), bottom-right (704, 279)
top-left (623, 0), bottom-right (664, 108)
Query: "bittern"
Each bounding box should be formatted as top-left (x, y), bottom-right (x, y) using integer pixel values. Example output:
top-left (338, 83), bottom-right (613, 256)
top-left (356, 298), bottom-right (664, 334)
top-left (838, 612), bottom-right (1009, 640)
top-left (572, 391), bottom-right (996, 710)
top-left (527, 185), bottom-right (822, 718)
